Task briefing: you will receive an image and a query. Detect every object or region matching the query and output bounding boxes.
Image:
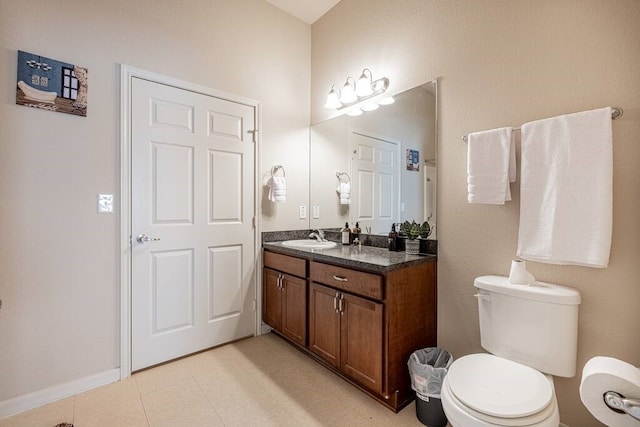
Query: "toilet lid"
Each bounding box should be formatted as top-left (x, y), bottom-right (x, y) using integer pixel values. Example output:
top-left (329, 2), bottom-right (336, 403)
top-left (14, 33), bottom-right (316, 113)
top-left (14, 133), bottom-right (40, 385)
top-left (447, 354), bottom-right (553, 418)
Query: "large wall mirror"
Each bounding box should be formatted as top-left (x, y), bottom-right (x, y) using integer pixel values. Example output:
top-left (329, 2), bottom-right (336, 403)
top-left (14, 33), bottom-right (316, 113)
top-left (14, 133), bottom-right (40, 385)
top-left (310, 80), bottom-right (437, 238)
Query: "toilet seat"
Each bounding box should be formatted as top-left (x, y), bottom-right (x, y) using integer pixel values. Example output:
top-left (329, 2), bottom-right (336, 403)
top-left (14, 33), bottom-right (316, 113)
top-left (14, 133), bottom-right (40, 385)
top-left (444, 354), bottom-right (557, 426)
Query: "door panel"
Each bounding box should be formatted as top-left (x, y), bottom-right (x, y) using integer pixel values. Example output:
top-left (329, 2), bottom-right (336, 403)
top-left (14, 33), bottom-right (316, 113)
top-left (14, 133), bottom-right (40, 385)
top-left (282, 274), bottom-right (306, 346)
top-left (208, 245), bottom-right (242, 320)
top-left (131, 77), bottom-right (256, 370)
top-left (262, 268), bottom-right (283, 331)
top-left (309, 283), bottom-right (340, 368)
top-left (341, 293), bottom-right (384, 394)
top-left (152, 142), bottom-right (194, 224)
top-left (152, 249), bottom-right (194, 333)
top-left (209, 150), bottom-right (242, 222)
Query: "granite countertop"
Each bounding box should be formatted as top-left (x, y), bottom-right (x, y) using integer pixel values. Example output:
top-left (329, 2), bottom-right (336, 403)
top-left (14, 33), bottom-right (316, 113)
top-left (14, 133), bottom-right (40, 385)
top-left (263, 241), bottom-right (436, 274)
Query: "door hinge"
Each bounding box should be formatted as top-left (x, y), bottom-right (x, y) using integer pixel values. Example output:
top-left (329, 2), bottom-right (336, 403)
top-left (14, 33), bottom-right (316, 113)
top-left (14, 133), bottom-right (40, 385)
top-left (252, 216), bottom-right (256, 228)
top-left (252, 299), bottom-right (257, 312)
top-left (248, 129), bottom-right (258, 143)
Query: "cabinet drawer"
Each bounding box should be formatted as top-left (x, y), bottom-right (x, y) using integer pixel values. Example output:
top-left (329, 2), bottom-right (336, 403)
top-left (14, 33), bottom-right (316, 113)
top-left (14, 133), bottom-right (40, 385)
top-left (263, 251), bottom-right (306, 278)
top-left (310, 261), bottom-right (383, 300)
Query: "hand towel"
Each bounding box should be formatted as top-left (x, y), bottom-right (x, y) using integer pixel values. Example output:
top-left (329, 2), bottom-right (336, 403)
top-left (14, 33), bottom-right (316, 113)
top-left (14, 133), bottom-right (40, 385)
top-left (267, 176), bottom-right (286, 203)
top-left (337, 181), bottom-right (351, 205)
top-left (517, 107), bottom-right (613, 268)
top-left (467, 127), bottom-right (515, 204)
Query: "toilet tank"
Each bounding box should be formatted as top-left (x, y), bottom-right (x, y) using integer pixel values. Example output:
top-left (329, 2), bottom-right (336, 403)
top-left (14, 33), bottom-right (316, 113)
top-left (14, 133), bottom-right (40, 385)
top-left (474, 275), bottom-right (581, 377)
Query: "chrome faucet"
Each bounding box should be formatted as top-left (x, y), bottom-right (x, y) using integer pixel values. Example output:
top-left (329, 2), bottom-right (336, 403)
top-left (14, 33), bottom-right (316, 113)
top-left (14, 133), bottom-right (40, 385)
top-left (309, 229), bottom-right (327, 242)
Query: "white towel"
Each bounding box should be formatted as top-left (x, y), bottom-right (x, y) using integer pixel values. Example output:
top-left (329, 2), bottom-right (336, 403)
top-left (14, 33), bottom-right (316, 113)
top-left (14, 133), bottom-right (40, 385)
top-left (337, 181), bottom-right (350, 205)
top-left (267, 176), bottom-right (286, 203)
top-left (517, 107), bottom-right (613, 268)
top-left (467, 127), bottom-right (515, 204)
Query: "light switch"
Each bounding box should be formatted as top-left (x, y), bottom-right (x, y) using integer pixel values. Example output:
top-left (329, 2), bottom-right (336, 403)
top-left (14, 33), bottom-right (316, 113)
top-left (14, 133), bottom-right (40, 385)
top-left (313, 206), bottom-right (320, 219)
top-left (98, 194), bottom-right (114, 213)
top-left (299, 205), bottom-right (307, 219)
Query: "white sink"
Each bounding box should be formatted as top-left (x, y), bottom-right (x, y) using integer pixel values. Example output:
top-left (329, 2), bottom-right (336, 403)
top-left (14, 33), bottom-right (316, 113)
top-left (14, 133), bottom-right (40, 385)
top-left (281, 240), bottom-right (337, 249)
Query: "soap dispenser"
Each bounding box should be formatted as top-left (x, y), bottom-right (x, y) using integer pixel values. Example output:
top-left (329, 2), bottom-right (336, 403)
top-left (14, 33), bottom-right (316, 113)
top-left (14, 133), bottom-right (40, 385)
top-left (388, 224), bottom-right (397, 251)
top-left (353, 222), bottom-right (361, 244)
top-left (341, 222), bottom-right (351, 245)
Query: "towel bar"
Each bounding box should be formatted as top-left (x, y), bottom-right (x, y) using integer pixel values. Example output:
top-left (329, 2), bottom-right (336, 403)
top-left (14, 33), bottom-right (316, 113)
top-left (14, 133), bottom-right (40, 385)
top-left (462, 107), bottom-right (623, 142)
top-left (271, 165), bottom-right (285, 177)
top-left (336, 172), bottom-right (350, 182)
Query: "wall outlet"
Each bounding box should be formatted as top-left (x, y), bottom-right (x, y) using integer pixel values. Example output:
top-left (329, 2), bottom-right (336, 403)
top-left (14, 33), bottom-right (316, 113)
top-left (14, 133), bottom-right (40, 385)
top-left (299, 205), bottom-right (307, 219)
top-left (313, 206), bottom-right (320, 219)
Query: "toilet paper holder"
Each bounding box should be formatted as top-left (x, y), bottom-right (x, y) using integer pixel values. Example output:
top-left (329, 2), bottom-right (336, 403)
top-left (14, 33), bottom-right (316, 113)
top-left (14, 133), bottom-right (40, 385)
top-left (604, 391), bottom-right (640, 421)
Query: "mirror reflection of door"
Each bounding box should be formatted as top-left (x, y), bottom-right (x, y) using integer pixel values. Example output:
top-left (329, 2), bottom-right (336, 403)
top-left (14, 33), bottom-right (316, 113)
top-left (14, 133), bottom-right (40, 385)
top-left (349, 130), bottom-right (400, 234)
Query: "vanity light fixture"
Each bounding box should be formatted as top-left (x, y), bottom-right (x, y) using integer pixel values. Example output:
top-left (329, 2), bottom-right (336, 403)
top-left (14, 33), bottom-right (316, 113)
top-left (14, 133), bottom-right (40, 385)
top-left (324, 68), bottom-right (390, 113)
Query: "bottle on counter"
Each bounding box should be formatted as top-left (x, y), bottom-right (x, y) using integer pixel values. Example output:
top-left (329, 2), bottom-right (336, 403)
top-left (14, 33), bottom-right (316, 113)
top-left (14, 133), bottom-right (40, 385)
top-left (388, 223), bottom-right (397, 251)
top-left (341, 222), bottom-right (351, 245)
top-left (353, 222), bottom-right (361, 242)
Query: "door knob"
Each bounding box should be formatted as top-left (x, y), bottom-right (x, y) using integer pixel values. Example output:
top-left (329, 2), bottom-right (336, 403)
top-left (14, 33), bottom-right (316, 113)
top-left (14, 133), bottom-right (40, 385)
top-left (136, 234), bottom-right (160, 244)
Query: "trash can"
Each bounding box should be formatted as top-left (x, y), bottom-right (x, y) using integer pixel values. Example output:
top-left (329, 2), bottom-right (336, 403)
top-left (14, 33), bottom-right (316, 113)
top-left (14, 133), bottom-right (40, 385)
top-left (408, 348), bottom-right (453, 427)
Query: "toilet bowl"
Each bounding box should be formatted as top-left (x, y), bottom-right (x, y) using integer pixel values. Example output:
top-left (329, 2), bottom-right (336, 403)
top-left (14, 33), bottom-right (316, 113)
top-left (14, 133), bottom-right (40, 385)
top-left (441, 354), bottom-right (559, 426)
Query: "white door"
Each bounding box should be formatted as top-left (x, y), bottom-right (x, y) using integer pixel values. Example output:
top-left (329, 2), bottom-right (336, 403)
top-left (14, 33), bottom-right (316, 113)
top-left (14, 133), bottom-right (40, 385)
top-left (131, 77), bottom-right (256, 371)
top-left (350, 131), bottom-right (400, 234)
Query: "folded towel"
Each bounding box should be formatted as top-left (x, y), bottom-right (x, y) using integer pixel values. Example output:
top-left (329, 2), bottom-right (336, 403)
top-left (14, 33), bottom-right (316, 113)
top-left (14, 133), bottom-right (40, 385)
top-left (517, 107), bottom-right (613, 268)
top-left (467, 127), bottom-right (515, 204)
top-left (267, 176), bottom-right (286, 203)
top-left (337, 181), bottom-right (351, 205)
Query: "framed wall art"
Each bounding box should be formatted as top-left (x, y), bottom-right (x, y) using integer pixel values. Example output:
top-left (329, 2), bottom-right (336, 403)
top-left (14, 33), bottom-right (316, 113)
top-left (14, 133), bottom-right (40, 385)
top-left (16, 50), bottom-right (88, 117)
top-left (406, 149), bottom-right (420, 171)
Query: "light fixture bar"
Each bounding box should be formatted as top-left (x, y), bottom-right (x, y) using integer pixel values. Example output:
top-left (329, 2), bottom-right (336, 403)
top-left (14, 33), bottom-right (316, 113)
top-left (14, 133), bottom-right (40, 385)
top-left (337, 77), bottom-right (389, 110)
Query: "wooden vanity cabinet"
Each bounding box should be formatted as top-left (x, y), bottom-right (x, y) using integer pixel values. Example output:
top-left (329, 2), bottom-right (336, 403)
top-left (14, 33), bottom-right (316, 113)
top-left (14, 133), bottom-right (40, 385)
top-left (309, 270), bottom-right (384, 394)
top-left (263, 251), bottom-right (307, 346)
top-left (263, 247), bottom-right (437, 412)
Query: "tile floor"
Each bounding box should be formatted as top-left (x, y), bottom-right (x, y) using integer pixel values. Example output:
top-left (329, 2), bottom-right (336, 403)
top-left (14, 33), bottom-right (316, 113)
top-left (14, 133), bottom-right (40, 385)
top-left (0, 333), bottom-right (428, 426)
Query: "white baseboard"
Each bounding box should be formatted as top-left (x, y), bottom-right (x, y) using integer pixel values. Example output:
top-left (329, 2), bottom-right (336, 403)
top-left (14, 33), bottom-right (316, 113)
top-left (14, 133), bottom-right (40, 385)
top-left (0, 368), bottom-right (120, 420)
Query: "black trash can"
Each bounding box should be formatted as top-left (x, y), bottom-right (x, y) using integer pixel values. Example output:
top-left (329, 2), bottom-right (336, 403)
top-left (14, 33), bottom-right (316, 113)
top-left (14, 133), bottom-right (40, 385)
top-left (408, 348), bottom-right (453, 427)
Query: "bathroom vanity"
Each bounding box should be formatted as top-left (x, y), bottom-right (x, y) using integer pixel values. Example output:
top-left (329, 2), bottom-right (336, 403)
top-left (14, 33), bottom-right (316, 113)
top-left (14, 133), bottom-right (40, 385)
top-left (262, 241), bottom-right (437, 412)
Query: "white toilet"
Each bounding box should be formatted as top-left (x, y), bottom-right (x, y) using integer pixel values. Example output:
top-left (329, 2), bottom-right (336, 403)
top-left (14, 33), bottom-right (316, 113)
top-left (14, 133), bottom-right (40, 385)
top-left (441, 275), bottom-right (581, 426)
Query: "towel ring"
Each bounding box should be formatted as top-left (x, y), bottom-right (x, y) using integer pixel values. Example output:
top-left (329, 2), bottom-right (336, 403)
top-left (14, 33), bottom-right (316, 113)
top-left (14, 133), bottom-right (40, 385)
top-left (271, 165), bottom-right (285, 177)
top-left (336, 172), bottom-right (350, 183)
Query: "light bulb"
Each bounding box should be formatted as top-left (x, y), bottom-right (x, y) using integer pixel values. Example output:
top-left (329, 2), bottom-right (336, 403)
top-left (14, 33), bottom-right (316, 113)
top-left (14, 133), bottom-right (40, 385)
top-left (324, 87), bottom-right (342, 109)
top-left (356, 69), bottom-right (374, 96)
top-left (339, 78), bottom-right (357, 103)
top-left (378, 96), bottom-right (395, 105)
top-left (346, 108), bottom-right (363, 116)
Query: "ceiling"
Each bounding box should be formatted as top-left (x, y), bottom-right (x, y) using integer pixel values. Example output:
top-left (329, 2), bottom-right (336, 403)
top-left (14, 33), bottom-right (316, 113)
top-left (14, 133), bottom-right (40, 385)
top-left (264, 0), bottom-right (341, 24)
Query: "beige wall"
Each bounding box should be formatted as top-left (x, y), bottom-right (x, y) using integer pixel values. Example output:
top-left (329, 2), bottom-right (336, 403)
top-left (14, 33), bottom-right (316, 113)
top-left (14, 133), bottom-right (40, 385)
top-left (312, 1), bottom-right (640, 426)
top-left (0, 0), bottom-right (309, 406)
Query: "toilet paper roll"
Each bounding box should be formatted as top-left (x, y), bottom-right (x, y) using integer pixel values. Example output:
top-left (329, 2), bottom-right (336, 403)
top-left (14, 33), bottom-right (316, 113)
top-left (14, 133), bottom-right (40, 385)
top-left (508, 259), bottom-right (535, 285)
top-left (580, 356), bottom-right (640, 427)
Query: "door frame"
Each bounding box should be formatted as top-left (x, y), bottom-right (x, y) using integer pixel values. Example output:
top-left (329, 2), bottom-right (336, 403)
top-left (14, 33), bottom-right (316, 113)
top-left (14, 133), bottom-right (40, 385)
top-left (119, 65), bottom-right (262, 379)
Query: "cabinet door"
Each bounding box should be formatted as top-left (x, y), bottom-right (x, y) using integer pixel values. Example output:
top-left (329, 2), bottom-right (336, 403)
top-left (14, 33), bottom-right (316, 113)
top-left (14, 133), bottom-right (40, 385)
top-left (281, 274), bottom-right (306, 346)
top-left (341, 292), bottom-right (384, 394)
top-left (308, 283), bottom-right (341, 368)
top-left (262, 268), bottom-right (282, 331)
